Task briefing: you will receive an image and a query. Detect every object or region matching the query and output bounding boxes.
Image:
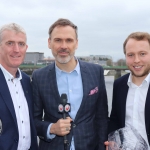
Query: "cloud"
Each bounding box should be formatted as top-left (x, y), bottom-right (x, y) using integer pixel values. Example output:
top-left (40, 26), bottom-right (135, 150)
top-left (0, 0), bottom-right (150, 61)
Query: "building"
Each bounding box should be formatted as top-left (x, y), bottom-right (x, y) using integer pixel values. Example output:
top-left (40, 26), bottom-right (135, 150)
top-left (37, 57), bottom-right (55, 65)
top-left (76, 56), bottom-right (90, 62)
top-left (23, 52), bottom-right (44, 65)
top-left (89, 55), bottom-right (112, 66)
top-left (77, 55), bottom-right (112, 66)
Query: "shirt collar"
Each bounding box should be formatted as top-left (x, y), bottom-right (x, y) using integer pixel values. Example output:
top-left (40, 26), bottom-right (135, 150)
top-left (55, 58), bottom-right (80, 75)
top-left (127, 72), bottom-right (150, 87)
top-left (145, 72), bottom-right (150, 84)
top-left (0, 64), bottom-right (22, 81)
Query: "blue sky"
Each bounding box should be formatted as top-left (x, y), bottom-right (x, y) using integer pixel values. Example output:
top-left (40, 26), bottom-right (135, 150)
top-left (1, 0), bottom-right (150, 61)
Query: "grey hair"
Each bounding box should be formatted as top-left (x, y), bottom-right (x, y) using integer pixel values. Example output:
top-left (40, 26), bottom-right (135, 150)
top-left (0, 23), bottom-right (27, 43)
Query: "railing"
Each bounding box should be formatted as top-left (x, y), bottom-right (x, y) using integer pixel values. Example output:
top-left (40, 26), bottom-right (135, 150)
top-left (20, 64), bottom-right (128, 70)
top-left (103, 66), bottom-right (128, 70)
top-left (20, 64), bottom-right (128, 79)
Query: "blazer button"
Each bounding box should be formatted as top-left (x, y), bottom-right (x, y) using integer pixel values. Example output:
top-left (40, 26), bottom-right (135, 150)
top-left (14, 139), bottom-right (18, 143)
top-left (73, 124), bottom-right (76, 128)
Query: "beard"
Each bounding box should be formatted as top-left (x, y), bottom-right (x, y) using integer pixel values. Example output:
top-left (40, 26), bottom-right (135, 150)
top-left (129, 66), bottom-right (150, 78)
top-left (53, 49), bottom-right (75, 64)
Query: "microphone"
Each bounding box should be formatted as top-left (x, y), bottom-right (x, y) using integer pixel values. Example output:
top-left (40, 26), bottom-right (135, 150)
top-left (58, 94), bottom-right (71, 149)
top-left (58, 94), bottom-right (71, 115)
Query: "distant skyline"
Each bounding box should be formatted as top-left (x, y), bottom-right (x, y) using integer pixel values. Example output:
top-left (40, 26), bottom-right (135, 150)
top-left (1, 0), bottom-right (150, 61)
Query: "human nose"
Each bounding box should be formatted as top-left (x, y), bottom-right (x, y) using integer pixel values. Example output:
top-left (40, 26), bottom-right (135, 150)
top-left (134, 55), bottom-right (140, 63)
top-left (60, 41), bottom-right (67, 49)
top-left (13, 43), bottom-right (19, 52)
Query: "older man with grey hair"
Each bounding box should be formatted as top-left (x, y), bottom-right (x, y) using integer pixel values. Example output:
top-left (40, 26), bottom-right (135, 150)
top-left (0, 23), bottom-right (38, 150)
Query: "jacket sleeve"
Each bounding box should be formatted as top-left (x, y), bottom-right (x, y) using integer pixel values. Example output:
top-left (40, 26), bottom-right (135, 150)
top-left (31, 71), bottom-right (52, 142)
top-left (108, 80), bottom-right (120, 134)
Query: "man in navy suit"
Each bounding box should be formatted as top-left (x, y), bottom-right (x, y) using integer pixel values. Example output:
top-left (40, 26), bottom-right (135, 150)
top-left (106, 32), bottom-right (150, 149)
top-left (0, 23), bottom-right (38, 150)
top-left (32, 18), bottom-right (108, 150)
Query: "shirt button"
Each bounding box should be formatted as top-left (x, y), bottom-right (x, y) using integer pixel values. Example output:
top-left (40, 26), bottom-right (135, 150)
top-left (22, 121), bottom-right (23, 123)
top-left (16, 92), bottom-right (18, 94)
top-left (23, 136), bottom-right (25, 139)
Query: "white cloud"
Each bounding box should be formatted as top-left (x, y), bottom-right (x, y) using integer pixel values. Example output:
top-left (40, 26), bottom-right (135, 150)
top-left (0, 0), bottom-right (150, 60)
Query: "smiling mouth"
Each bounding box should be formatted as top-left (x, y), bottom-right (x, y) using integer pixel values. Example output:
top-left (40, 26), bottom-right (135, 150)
top-left (11, 56), bottom-right (20, 58)
top-left (133, 66), bottom-right (143, 69)
top-left (134, 66), bottom-right (142, 69)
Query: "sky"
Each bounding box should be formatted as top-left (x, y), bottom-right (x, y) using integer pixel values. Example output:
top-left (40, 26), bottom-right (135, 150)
top-left (1, 0), bottom-right (150, 61)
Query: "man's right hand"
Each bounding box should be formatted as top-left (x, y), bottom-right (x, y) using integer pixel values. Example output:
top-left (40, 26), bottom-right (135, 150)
top-left (50, 117), bottom-right (72, 136)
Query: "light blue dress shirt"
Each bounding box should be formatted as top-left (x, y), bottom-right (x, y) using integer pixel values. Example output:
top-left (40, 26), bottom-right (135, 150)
top-left (47, 60), bottom-right (83, 150)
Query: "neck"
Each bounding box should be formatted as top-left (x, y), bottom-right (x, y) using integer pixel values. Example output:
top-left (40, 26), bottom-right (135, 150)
top-left (132, 74), bottom-right (148, 86)
top-left (1, 63), bottom-right (17, 78)
top-left (56, 57), bottom-right (77, 72)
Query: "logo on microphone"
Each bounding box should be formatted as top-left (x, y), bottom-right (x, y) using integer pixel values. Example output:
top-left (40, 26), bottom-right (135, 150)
top-left (58, 103), bottom-right (71, 113)
top-left (58, 104), bottom-right (64, 112)
top-left (65, 104), bottom-right (71, 112)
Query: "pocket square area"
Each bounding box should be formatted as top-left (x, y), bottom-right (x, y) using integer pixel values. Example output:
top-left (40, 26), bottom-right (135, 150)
top-left (89, 87), bottom-right (98, 95)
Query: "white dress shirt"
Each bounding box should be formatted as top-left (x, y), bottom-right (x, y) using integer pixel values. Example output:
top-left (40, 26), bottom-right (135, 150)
top-left (0, 65), bottom-right (31, 150)
top-left (126, 73), bottom-right (150, 149)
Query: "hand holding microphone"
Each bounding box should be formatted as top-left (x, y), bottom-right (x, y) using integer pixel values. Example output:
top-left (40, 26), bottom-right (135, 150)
top-left (50, 94), bottom-right (72, 136)
top-left (50, 117), bottom-right (72, 136)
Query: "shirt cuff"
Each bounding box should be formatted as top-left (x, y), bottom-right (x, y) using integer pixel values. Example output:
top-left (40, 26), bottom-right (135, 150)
top-left (47, 123), bottom-right (56, 139)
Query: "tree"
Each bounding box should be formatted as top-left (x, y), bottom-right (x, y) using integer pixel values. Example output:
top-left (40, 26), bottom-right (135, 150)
top-left (116, 59), bottom-right (126, 66)
top-left (106, 59), bottom-right (113, 66)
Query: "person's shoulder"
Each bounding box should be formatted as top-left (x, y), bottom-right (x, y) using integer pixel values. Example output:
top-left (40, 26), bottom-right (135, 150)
top-left (21, 71), bottom-right (30, 79)
top-left (20, 71), bottom-right (31, 83)
top-left (33, 63), bottom-right (54, 74)
top-left (115, 73), bottom-right (129, 84)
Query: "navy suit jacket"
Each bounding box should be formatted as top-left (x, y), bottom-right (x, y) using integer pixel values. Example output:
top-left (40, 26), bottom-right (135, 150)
top-left (108, 73), bottom-right (150, 145)
top-left (0, 69), bottom-right (38, 150)
top-left (32, 60), bottom-right (108, 150)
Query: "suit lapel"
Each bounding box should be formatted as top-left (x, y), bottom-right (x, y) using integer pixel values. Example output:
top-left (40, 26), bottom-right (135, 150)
top-left (0, 69), bottom-right (18, 128)
top-left (145, 84), bottom-right (150, 135)
top-left (119, 75), bottom-right (129, 126)
top-left (48, 63), bottom-right (61, 104)
top-left (74, 61), bottom-right (89, 122)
